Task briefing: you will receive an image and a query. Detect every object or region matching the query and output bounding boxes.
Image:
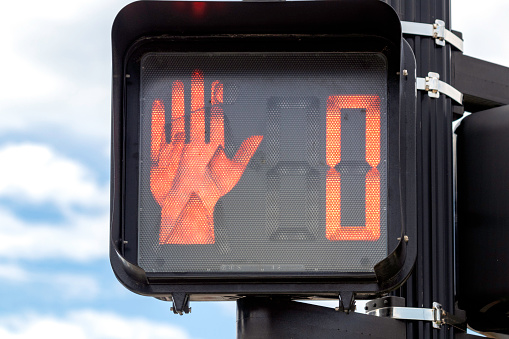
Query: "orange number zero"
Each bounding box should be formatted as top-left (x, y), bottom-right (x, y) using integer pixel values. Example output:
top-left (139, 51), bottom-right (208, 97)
top-left (326, 95), bottom-right (381, 241)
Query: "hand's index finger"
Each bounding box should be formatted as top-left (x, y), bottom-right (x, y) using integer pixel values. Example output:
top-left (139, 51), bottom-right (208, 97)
top-left (191, 70), bottom-right (205, 143)
top-left (171, 81), bottom-right (185, 143)
top-left (210, 81), bottom-right (224, 145)
top-left (151, 99), bottom-right (166, 162)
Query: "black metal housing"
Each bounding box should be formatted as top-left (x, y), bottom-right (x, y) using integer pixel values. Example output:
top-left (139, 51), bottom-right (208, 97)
top-left (456, 105), bottom-right (509, 334)
top-left (110, 0), bottom-right (417, 301)
top-left (236, 297), bottom-right (406, 339)
top-left (452, 52), bottom-right (509, 113)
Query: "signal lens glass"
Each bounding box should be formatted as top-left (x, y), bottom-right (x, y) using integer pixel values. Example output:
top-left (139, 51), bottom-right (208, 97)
top-left (138, 53), bottom-right (388, 274)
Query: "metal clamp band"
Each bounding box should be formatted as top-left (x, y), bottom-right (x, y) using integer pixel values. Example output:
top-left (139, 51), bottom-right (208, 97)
top-left (365, 297), bottom-right (467, 331)
top-left (402, 20), bottom-right (464, 52)
top-left (416, 72), bottom-right (464, 105)
top-left (367, 302), bottom-right (444, 329)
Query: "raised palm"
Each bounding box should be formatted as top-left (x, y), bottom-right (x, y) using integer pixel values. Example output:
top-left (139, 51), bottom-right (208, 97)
top-left (150, 70), bottom-right (263, 244)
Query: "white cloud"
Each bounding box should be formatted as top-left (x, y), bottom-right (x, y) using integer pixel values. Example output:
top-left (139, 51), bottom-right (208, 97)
top-left (0, 53), bottom-right (65, 106)
top-left (452, 0), bottom-right (509, 68)
top-left (0, 142), bottom-right (110, 262)
top-left (0, 207), bottom-right (108, 262)
top-left (0, 143), bottom-right (108, 211)
top-left (0, 0), bottom-right (129, 142)
top-left (0, 0), bottom-right (103, 25)
top-left (0, 263), bottom-right (101, 300)
top-left (0, 143), bottom-right (109, 262)
top-left (0, 310), bottom-right (193, 339)
top-left (0, 263), bottom-right (29, 282)
top-left (51, 274), bottom-right (102, 300)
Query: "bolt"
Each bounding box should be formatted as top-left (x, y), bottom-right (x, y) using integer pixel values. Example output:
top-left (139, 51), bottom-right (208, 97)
top-left (402, 69), bottom-right (408, 76)
top-left (397, 235), bottom-right (409, 242)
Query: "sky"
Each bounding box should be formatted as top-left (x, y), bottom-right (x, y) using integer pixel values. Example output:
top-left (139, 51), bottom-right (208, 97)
top-left (0, 0), bottom-right (507, 338)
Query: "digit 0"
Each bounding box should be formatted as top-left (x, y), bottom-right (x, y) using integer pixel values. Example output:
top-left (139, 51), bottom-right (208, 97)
top-left (325, 95), bottom-right (381, 241)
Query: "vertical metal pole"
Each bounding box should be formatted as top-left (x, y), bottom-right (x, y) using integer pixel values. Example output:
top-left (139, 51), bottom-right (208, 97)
top-left (383, 1), bottom-right (455, 339)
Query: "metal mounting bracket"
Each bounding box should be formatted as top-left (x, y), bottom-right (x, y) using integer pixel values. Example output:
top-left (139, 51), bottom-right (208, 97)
top-left (402, 19), bottom-right (464, 52)
top-left (170, 293), bottom-right (191, 315)
top-left (335, 291), bottom-right (355, 313)
top-left (365, 296), bottom-right (467, 331)
top-left (416, 72), bottom-right (464, 105)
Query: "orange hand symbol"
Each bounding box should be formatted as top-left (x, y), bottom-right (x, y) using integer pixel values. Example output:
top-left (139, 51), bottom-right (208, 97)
top-left (150, 70), bottom-right (263, 244)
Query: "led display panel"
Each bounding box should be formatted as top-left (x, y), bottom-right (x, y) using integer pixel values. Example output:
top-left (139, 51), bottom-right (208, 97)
top-left (137, 52), bottom-right (388, 274)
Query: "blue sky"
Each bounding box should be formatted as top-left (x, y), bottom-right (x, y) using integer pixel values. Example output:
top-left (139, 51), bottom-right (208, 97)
top-left (0, 0), bottom-right (507, 338)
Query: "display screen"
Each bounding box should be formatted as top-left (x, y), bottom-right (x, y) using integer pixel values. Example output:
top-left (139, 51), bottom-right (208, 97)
top-left (138, 52), bottom-right (388, 274)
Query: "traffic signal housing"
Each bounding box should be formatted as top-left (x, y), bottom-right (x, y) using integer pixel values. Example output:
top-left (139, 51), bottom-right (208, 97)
top-left (456, 105), bottom-right (509, 334)
top-left (110, 0), bottom-right (417, 303)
